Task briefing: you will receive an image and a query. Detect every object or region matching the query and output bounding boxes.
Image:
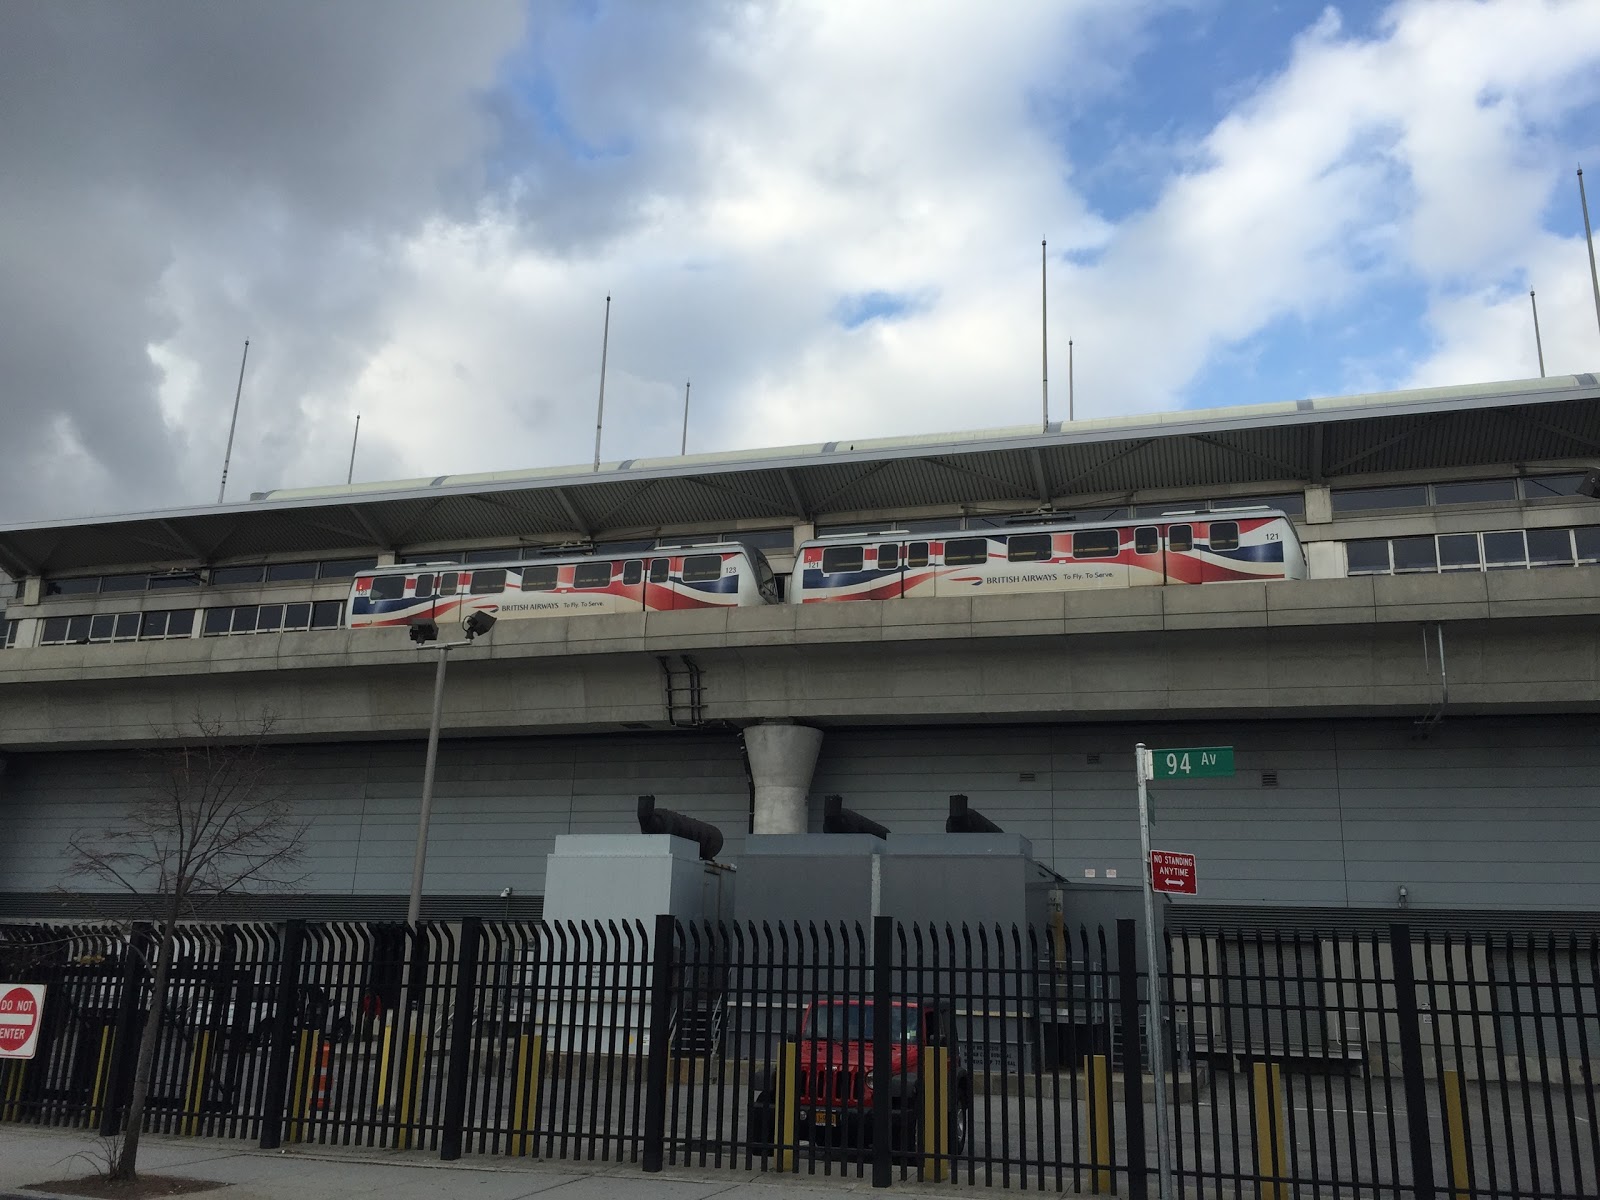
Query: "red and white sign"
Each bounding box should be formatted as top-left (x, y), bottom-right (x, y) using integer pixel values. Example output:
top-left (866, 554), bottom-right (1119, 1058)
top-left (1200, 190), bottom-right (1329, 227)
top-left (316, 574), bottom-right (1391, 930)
top-left (0, 984), bottom-right (45, 1059)
top-left (1150, 851), bottom-right (1197, 896)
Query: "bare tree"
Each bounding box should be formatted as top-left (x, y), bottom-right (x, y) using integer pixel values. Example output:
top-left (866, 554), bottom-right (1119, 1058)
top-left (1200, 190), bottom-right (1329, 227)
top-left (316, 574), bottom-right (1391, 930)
top-left (64, 713), bottom-right (308, 1182)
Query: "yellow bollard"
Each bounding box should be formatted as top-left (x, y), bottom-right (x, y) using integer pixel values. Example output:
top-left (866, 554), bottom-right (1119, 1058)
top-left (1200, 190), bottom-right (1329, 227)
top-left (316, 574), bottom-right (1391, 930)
top-left (774, 1041), bottom-right (798, 1172)
top-left (376, 1010), bottom-right (395, 1108)
top-left (1443, 1069), bottom-right (1471, 1200)
top-left (183, 1029), bottom-right (213, 1136)
top-left (288, 1028), bottom-right (317, 1143)
top-left (509, 1032), bottom-right (542, 1157)
top-left (1083, 1054), bottom-right (1113, 1194)
top-left (1253, 1062), bottom-right (1287, 1200)
top-left (88, 1024), bottom-right (115, 1127)
top-left (920, 1045), bottom-right (950, 1182)
top-left (395, 1025), bottom-right (422, 1151)
top-left (1, 1059), bottom-right (24, 1121)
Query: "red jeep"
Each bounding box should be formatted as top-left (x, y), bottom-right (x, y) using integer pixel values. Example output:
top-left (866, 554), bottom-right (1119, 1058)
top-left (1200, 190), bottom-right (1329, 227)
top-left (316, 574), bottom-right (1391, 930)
top-left (748, 999), bottom-right (971, 1153)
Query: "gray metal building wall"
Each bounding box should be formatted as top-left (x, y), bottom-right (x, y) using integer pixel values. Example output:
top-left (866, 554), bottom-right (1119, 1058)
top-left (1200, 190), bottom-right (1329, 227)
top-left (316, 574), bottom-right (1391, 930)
top-left (0, 715), bottom-right (1594, 918)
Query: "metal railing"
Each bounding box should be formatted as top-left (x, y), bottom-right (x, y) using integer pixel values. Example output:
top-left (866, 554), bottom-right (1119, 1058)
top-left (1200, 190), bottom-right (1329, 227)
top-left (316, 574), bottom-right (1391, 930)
top-left (1, 916), bottom-right (1594, 1197)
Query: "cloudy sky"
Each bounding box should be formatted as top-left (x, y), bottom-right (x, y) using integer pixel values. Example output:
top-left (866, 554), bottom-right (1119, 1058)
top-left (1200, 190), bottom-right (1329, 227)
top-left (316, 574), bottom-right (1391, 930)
top-left (4, 0), bottom-right (1600, 525)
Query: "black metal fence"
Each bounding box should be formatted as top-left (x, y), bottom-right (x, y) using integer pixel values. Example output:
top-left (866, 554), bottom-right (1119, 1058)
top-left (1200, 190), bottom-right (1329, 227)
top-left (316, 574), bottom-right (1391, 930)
top-left (1, 917), bottom-right (1594, 1197)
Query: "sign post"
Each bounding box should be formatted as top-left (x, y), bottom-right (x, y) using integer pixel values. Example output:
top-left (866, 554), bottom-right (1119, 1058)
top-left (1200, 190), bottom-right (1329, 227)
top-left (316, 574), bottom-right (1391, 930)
top-left (1137, 744), bottom-right (1233, 1200)
top-left (0, 984), bottom-right (46, 1061)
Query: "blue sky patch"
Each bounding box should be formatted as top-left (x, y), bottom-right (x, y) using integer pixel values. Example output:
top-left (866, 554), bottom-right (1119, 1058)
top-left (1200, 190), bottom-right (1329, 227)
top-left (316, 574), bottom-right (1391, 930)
top-left (834, 290), bottom-right (927, 330)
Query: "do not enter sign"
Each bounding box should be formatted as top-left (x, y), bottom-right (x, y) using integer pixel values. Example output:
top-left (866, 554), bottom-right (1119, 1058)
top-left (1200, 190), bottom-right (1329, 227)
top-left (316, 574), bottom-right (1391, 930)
top-left (0, 984), bottom-right (46, 1059)
top-left (1150, 851), bottom-right (1197, 896)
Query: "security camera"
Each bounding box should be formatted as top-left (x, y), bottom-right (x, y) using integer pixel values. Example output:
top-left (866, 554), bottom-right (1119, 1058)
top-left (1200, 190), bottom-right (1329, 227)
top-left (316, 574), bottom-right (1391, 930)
top-left (499, 886), bottom-right (513, 899)
top-left (408, 618), bottom-right (439, 644)
top-left (463, 611), bottom-right (498, 640)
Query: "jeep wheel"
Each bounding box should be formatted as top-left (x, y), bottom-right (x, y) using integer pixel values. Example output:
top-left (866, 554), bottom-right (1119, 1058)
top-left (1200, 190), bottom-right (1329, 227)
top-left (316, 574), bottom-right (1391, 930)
top-left (950, 1091), bottom-right (970, 1155)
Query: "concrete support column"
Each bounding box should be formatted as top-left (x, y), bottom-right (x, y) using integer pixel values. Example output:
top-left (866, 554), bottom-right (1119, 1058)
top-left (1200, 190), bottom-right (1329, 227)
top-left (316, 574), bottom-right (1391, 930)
top-left (745, 722), bottom-right (823, 834)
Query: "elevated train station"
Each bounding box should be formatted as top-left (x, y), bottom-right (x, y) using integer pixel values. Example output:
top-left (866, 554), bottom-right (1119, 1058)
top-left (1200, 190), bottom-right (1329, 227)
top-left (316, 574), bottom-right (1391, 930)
top-left (1, 373), bottom-right (1598, 927)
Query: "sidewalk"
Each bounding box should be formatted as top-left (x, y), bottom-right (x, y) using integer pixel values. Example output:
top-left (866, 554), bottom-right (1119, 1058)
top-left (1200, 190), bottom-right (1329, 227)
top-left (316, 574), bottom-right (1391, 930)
top-left (0, 1126), bottom-right (990, 1200)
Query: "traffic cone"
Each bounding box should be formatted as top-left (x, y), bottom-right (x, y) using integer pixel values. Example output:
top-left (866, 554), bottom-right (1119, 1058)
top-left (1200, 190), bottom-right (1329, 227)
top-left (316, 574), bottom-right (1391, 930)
top-left (314, 1039), bottom-right (333, 1111)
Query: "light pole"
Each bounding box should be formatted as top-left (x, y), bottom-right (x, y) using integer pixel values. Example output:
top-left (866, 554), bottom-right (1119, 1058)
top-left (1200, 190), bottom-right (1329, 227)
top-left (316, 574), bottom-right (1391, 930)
top-left (406, 610), bottom-right (496, 926)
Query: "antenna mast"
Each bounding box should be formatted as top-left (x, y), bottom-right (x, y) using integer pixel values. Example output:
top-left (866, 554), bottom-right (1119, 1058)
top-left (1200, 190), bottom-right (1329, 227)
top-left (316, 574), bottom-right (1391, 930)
top-left (593, 295), bottom-right (611, 472)
top-left (1041, 240), bottom-right (1049, 431)
top-left (347, 413), bottom-right (361, 484)
top-left (217, 338), bottom-right (250, 504)
top-left (1580, 168), bottom-right (1600, 342)
top-left (681, 380), bottom-right (691, 456)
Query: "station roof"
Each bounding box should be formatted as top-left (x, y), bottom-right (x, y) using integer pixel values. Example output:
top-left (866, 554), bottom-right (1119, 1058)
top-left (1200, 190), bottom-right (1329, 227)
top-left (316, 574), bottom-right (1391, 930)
top-left (2, 372), bottom-right (1598, 577)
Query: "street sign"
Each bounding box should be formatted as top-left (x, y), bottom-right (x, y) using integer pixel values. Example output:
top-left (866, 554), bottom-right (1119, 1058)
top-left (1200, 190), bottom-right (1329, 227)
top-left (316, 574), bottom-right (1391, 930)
top-left (1148, 746), bottom-right (1234, 780)
top-left (0, 984), bottom-right (45, 1060)
top-left (1150, 851), bottom-right (1197, 895)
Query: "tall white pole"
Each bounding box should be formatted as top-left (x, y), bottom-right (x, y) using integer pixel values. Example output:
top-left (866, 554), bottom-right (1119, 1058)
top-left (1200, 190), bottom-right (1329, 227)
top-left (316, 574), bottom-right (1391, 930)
top-left (217, 338), bottom-right (250, 504)
top-left (1041, 240), bottom-right (1049, 431)
top-left (594, 294), bottom-right (612, 472)
top-left (1580, 169), bottom-right (1600, 342)
top-left (407, 646), bottom-right (451, 926)
top-left (1135, 743), bottom-right (1174, 1200)
top-left (1530, 291), bottom-right (1546, 378)
top-left (681, 380), bottom-right (691, 456)
top-left (1068, 339), bottom-right (1075, 423)
top-left (347, 413), bottom-right (361, 484)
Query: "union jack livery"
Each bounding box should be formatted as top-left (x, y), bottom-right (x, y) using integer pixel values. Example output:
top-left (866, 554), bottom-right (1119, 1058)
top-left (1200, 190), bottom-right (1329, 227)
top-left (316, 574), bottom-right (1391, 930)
top-left (346, 542), bottom-right (778, 630)
top-left (790, 511), bottom-right (1305, 603)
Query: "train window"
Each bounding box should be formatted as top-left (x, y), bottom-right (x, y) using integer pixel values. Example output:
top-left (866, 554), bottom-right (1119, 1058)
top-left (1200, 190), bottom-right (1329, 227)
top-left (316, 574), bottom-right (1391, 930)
top-left (683, 555), bottom-right (723, 583)
top-left (414, 573), bottom-right (435, 599)
top-left (202, 608), bottom-right (232, 637)
top-left (256, 604), bottom-right (284, 632)
top-left (821, 546), bottom-right (865, 574)
top-left (944, 538), bottom-right (989, 566)
top-left (906, 542), bottom-right (930, 568)
top-left (1135, 526), bottom-right (1159, 555)
top-left (574, 561), bottom-right (614, 589)
top-left (878, 544), bottom-right (900, 571)
top-left (1007, 533), bottom-right (1052, 562)
top-left (437, 572), bottom-right (459, 596)
top-left (649, 559), bottom-right (670, 584)
top-left (1072, 529), bottom-right (1120, 558)
top-left (622, 560), bottom-right (644, 586)
top-left (522, 565), bottom-right (559, 592)
top-left (1168, 525), bottom-right (1193, 552)
top-left (369, 576), bottom-right (405, 601)
top-left (1208, 522), bottom-right (1240, 552)
top-left (469, 569), bottom-right (507, 594)
top-left (283, 603), bottom-right (312, 630)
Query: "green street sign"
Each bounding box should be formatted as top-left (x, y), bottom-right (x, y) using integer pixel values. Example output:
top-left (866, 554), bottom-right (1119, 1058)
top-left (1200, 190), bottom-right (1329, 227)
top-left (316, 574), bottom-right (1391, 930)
top-left (1149, 746), bottom-right (1234, 780)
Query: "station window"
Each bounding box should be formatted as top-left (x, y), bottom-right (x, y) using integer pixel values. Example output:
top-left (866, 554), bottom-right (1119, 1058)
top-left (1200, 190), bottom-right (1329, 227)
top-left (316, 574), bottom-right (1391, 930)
top-left (943, 538), bottom-right (989, 566)
top-left (1006, 533), bottom-right (1052, 562)
top-left (1433, 478), bottom-right (1517, 505)
top-left (147, 572), bottom-right (202, 591)
top-left (202, 609), bottom-right (232, 637)
top-left (256, 605), bottom-right (283, 633)
top-left (1, 619), bottom-right (17, 649)
top-left (1526, 528), bottom-right (1574, 567)
top-left (682, 555), bottom-right (724, 583)
top-left (1207, 522), bottom-right (1240, 552)
top-left (821, 546), bottom-right (865, 575)
top-left (369, 576), bottom-right (405, 601)
top-left (1331, 485), bottom-right (1430, 513)
top-left (319, 557), bottom-right (380, 580)
top-left (1482, 530), bottom-right (1527, 570)
top-left (282, 603), bottom-right (312, 631)
top-left (1391, 536), bottom-right (1437, 574)
top-left (230, 606), bottom-right (260, 634)
top-left (469, 569), bottom-right (507, 594)
top-left (310, 601), bottom-right (344, 629)
top-left (573, 561), bottom-right (614, 589)
top-left (1523, 474), bottom-right (1587, 500)
top-left (1436, 534), bottom-right (1481, 572)
top-left (265, 561), bottom-right (319, 583)
top-left (522, 565), bottom-right (559, 592)
top-left (1072, 529), bottom-right (1120, 559)
top-left (211, 566), bottom-right (266, 587)
top-left (1575, 526), bottom-right (1600, 563)
top-left (45, 577), bottom-right (100, 597)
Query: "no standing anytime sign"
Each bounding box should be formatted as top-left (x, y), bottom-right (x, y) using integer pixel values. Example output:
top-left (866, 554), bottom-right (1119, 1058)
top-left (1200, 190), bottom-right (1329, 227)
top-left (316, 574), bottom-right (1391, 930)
top-left (0, 984), bottom-right (46, 1060)
top-left (1150, 851), bottom-right (1198, 896)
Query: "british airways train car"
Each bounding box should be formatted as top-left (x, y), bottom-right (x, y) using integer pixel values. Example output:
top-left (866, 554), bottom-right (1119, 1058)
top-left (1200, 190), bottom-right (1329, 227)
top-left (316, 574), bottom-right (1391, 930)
top-left (347, 542), bottom-right (777, 630)
top-left (790, 511), bottom-right (1305, 603)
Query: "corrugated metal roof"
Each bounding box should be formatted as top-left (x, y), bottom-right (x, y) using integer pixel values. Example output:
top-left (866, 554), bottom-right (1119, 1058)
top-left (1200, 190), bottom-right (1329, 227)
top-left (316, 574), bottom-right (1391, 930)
top-left (1, 372), bottom-right (1596, 576)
